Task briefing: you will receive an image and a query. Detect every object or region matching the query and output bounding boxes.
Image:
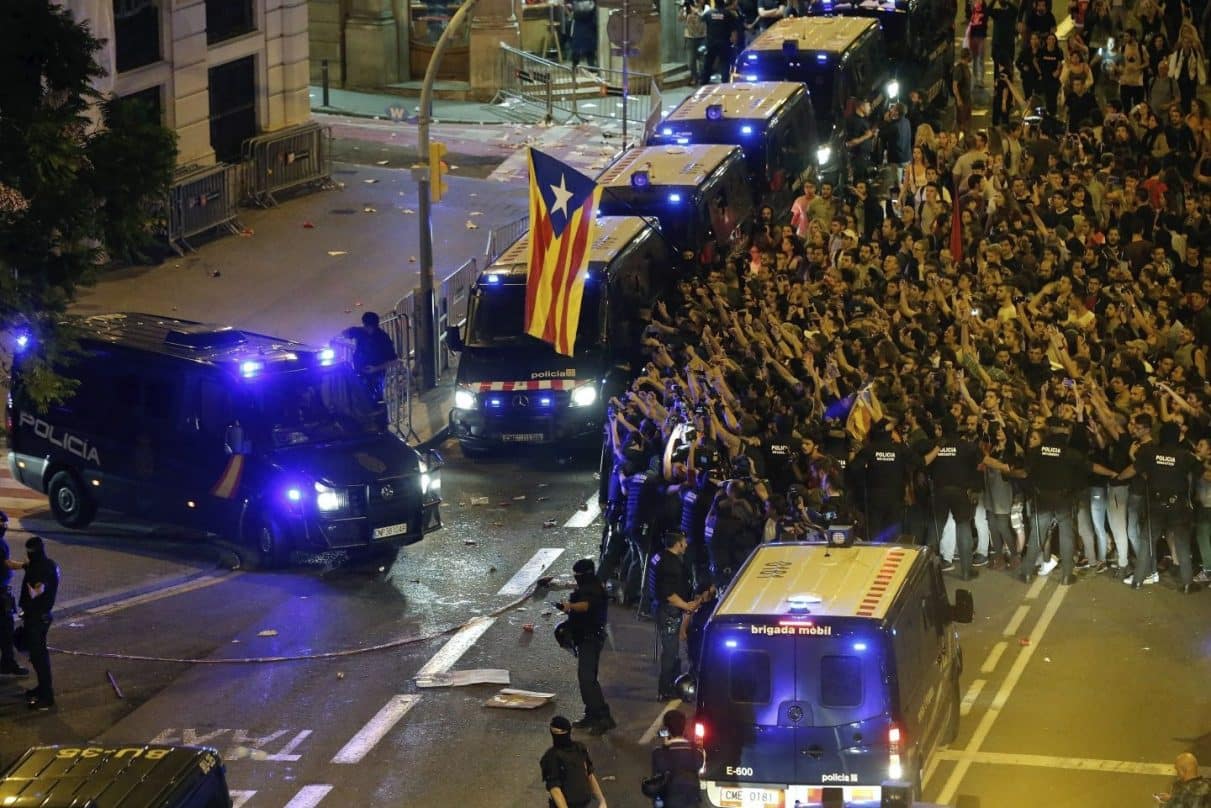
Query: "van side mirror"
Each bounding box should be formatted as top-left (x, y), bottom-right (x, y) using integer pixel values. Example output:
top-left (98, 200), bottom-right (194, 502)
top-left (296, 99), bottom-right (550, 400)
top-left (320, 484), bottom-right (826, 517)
top-left (225, 422), bottom-right (250, 455)
top-left (951, 589), bottom-right (974, 624)
top-left (446, 325), bottom-right (464, 353)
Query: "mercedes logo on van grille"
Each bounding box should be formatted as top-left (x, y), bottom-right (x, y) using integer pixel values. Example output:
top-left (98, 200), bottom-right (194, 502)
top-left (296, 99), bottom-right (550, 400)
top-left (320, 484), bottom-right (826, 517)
top-left (514, 394), bottom-right (529, 408)
top-left (380, 484), bottom-right (396, 500)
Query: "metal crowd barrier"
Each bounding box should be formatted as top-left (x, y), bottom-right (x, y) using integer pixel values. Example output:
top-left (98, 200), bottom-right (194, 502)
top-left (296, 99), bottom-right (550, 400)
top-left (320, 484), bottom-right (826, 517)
top-left (241, 122), bottom-right (335, 208)
top-left (484, 215), bottom-right (529, 264)
top-left (435, 257), bottom-right (477, 374)
top-left (165, 164), bottom-right (242, 255)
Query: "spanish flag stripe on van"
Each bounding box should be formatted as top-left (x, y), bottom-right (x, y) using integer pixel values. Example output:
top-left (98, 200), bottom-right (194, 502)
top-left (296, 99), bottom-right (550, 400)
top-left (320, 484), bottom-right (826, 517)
top-left (210, 455), bottom-right (245, 499)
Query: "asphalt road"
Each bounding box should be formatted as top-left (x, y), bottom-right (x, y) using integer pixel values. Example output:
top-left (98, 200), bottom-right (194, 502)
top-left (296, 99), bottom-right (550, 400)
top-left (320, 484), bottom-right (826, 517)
top-left (3, 442), bottom-right (1210, 807)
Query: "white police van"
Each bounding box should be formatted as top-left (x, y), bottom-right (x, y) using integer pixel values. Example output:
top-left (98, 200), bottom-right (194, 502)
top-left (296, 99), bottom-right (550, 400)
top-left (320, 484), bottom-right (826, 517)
top-left (680, 538), bottom-right (973, 806)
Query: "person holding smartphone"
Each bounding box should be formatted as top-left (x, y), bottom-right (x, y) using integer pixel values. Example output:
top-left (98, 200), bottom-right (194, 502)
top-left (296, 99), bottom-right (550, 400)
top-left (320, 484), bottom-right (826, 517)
top-left (1155, 752), bottom-right (1210, 805)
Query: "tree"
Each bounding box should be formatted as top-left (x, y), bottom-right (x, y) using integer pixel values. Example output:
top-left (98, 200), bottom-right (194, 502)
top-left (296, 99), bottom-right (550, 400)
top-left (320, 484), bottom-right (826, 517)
top-left (0, 0), bottom-right (177, 413)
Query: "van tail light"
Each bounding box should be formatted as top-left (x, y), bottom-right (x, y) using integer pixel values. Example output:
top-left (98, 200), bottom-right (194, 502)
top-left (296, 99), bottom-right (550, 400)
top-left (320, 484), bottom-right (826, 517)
top-left (888, 724), bottom-right (902, 752)
top-left (694, 720), bottom-right (706, 741)
top-left (887, 723), bottom-right (903, 780)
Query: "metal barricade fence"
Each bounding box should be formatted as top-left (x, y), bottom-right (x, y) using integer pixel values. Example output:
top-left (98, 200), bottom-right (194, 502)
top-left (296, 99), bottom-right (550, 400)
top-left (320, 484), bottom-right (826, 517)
top-left (166, 164), bottom-right (242, 255)
top-left (241, 122), bottom-right (335, 208)
top-left (435, 257), bottom-right (477, 375)
top-left (485, 215), bottom-right (529, 264)
top-left (496, 45), bottom-right (559, 122)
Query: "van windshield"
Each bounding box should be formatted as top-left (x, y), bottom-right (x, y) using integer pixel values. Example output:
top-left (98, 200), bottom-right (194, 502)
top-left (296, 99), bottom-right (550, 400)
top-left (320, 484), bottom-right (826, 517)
top-left (466, 283), bottom-right (603, 351)
top-left (255, 367), bottom-right (380, 447)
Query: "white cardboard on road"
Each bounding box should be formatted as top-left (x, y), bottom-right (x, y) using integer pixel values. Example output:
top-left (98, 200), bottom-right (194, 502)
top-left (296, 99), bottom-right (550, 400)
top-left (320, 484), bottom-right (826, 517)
top-left (415, 668), bottom-right (510, 688)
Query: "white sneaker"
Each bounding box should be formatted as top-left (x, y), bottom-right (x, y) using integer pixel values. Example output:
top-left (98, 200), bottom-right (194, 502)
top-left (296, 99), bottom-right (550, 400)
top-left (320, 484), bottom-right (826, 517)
top-left (1038, 556), bottom-right (1059, 576)
top-left (1123, 574), bottom-right (1135, 586)
top-left (1142, 572), bottom-right (1159, 585)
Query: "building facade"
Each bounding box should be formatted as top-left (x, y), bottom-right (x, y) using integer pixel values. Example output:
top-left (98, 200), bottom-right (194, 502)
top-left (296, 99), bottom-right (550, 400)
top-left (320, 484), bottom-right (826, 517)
top-left (81, 0), bottom-right (312, 166)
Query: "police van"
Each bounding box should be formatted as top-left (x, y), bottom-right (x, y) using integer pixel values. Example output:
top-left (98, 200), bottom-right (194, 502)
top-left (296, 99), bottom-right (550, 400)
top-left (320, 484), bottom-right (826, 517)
top-left (447, 216), bottom-right (668, 453)
top-left (803, 0), bottom-right (957, 108)
top-left (5, 314), bottom-right (442, 566)
top-left (0, 745), bottom-right (231, 807)
top-left (595, 144), bottom-right (753, 267)
top-left (681, 540), bottom-right (973, 806)
top-left (737, 17), bottom-right (893, 184)
top-left (647, 82), bottom-right (820, 214)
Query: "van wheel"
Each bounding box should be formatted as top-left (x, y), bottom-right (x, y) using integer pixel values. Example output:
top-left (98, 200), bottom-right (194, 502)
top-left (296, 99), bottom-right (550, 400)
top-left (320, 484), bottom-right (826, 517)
top-left (254, 515), bottom-right (291, 569)
top-left (48, 471), bottom-right (97, 529)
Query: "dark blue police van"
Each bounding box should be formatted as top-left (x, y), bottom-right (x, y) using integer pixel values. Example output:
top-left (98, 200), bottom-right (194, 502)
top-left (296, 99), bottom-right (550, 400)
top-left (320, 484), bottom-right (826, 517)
top-left (5, 313), bottom-right (441, 566)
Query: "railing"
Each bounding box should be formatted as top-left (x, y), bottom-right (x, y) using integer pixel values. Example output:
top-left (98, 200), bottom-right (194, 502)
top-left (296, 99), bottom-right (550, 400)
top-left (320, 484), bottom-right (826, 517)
top-left (435, 257), bottom-right (478, 374)
top-left (241, 122), bottom-right (335, 207)
top-left (495, 43), bottom-right (656, 142)
top-left (484, 215), bottom-right (529, 264)
top-left (165, 164), bottom-right (242, 255)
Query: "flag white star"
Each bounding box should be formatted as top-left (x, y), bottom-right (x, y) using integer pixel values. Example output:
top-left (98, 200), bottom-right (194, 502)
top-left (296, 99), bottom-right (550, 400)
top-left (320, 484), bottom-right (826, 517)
top-left (549, 174), bottom-right (574, 219)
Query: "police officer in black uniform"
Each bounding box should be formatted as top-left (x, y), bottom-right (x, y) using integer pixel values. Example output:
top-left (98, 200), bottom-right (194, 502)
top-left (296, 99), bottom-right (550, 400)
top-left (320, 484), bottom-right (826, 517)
top-left (849, 419), bottom-right (922, 542)
top-left (339, 312), bottom-right (397, 401)
top-left (0, 512), bottom-right (29, 677)
top-left (16, 536), bottom-right (59, 710)
top-left (555, 559), bottom-right (617, 734)
top-left (925, 416), bottom-right (1017, 579)
top-left (761, 416), bottom-right (797, 497)
top-left (700, 0), bottom-right (739, 84)
top-left (1020, 418), bottom-right (1114, 585)
top-left (653, 532), bottom-right (708, 701)
top-left (1117, 422), bottom-right (1203, 593)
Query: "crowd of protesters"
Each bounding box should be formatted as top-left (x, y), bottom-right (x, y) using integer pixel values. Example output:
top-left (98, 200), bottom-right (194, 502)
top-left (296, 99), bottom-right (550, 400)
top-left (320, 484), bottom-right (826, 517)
top-left (599, 0), bottom-right (1211, 607)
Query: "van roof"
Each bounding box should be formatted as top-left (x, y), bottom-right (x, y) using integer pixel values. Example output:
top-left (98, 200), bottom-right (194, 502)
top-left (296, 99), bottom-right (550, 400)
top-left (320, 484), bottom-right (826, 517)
top-left (715, 542), bottom-right (923, 621)
top-left (487, 216), bottom-right (650, 278)
top-left (746, 16), bottom-right (877, 54)
top-left (0, 745), bottom-right (221, 807)
top-left (665, 82), bottom-right (805, 124)
top-left (596, 145), bottom-right (742, 190)
top-left (78, 313), bottom-right (320, 371)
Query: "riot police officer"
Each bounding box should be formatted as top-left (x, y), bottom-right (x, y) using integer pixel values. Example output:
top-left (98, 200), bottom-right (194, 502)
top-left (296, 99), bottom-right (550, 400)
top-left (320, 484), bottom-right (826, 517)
top-left (1117, 422), bottom-right (1203, 593)
top-left (555, 559), bottom-right (616, 734)
top-left (653, 532), bottom-right (707, 701)
top-left (1020, 418), bottom-right (1114, 585)
top-left (849, 419), bottom-right (923, 542)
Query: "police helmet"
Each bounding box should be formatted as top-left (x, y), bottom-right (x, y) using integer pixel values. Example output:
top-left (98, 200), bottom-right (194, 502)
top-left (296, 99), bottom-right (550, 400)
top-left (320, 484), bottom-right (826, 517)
top-left (553, 619), bottom-right (577, 655)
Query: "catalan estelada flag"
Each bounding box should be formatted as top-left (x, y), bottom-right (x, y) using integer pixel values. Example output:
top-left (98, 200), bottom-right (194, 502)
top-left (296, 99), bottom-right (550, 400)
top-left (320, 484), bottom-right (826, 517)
top-left (524, 148), bottom-right (602, 357)
top-left (845, 383), bottom-right (884, 443)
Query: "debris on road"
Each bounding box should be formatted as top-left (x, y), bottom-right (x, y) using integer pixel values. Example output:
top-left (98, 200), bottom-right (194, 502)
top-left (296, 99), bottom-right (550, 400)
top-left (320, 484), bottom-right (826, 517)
top-left (257, 629), bottom-right (279, 638)
top-left (1018, 637), bottom-right (1030, 646)
top-left (106, 671), bottom-right (124, 699)
top-left (402, 208), bottom-right (415, 214)
top-left (465, 220), bottom-right (479, 230)
top-left (513, 495), bottom-right (526, 501)
top-left (327, 250), bottom-right (347, 257)
top-left (578, 503), bottom-right (589, 511)
top-left (416, 669), bottom-right (510, 688)
top-left (363, 206), bottom-right (377, 214)
top-left (409, 256), bottom-right (417, 263)
top-left (464, 539), bottom-right (478, 546)
top-left (363, 178), bottom-right (379, 184)
top-left (470, 211), bottom-right (483, 216)
top-left (302, 221), bottom-right (315, 229)
top-left (537, 496), bottom-right (549, 502)
top-left (484, 688), bottom-right (556, 710)
top-left (376, 160), bottom-right (390, 165)
top-left (337, 671), bottom-right (346, 680)
top-left (497, 501), bottom-right (511, 507)
top-left (489, 566), bottom-right (497, 573)
top-left (543, 519), bottom-right (558, 528)
top-left (522, 623), bottom-right (535, 633)
top-left (470, 496), bottom-right (489, 505)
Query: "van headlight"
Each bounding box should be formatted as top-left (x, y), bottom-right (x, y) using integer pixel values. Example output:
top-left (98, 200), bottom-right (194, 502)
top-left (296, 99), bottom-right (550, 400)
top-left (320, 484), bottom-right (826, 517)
top-left (816, 145), bottom-right (833, 166)
top-left (314, 482), bottom-right (345, 512)
top-left (569, 384), bottom-right (598, 408)
top-left (886, 79), bottom-right (900, 99)
top-left (454, 388), bottom-right (476, 410)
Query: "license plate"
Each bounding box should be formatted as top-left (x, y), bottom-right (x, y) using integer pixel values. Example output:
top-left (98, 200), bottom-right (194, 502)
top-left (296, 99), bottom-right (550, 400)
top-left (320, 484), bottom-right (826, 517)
top-left (718, 787), bottom-right (782, 807)
top-left (500, 433), bottom-right (544, 442)
top-left (372, 522), bottom-right (409, 539)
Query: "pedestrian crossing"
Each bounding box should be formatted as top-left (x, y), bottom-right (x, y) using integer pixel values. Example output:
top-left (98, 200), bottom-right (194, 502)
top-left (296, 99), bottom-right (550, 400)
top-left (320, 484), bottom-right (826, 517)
top-left (0, 457), bottom-right (45, 520)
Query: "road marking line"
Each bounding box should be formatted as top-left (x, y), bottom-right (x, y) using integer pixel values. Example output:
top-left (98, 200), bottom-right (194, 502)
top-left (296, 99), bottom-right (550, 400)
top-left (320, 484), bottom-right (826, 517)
top-left (563, 494), bottom-right (600, 528)
top-left (638, 699), bottom-right (682, 745)
top-left (283, 785), bottom-right (334, 808)
top-left (265, 729), bottom-right (313, 761)
top-left (497, 548), bottom-right (565, 595)
top-left (331, 696), bottom-right (420, 764)
top-left (85, 573), bottom-right (241, 616)
top-left (415, 616), bottom-right (496, 678)
top-left (1001, 604), bottom-right (1030, 637)
top-left (934, 749), bottom-right (1173, 776)
top-left (959, 679), bottom-right (985, 716)
top-left (230, 791), bottom-right (256, 808)
top-left (922, 754), bottom-right (941, 788)
top-left (1025, 573), bottom-right (1047, 601)
top-left (980, 641), bottom-right (1007, 674)
top-left (935, 584), bottom-right (1068, 806)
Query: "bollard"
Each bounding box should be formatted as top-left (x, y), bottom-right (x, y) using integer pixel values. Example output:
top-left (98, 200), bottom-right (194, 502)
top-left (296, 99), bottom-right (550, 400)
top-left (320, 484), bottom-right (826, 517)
top-left (322, 59), bottom-right (330, 108)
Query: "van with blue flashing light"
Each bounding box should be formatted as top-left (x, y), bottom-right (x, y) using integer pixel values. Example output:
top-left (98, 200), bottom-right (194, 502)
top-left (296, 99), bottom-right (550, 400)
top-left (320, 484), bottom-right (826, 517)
top-left (679, 539), bottom-right (973, 806)
top-left (736, 17), bottom-right (892, 186)
top-left (595, 144), bottom-right (754, 268)
top-left (647, 82), bottom-right (819, 215)
top-left (447, 216), bottom-right (667, 454)
top-left (5, 313), bottom-right (442, 567)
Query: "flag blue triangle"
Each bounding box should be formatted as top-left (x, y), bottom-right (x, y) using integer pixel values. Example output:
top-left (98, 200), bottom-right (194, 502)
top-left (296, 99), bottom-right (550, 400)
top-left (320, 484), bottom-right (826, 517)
top-left (531, 149), bottom-right (597, 237)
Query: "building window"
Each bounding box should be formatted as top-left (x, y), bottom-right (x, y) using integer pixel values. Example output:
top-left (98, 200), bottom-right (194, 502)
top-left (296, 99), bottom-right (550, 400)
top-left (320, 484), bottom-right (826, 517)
top-left (206, 0), bottom-right (256, 45)
top-left (119, 85), bottom-right (164, 125)
top-left (208, 56), bottom-right (257, 163)
top-left (114, 0), bottom-right (161, 73)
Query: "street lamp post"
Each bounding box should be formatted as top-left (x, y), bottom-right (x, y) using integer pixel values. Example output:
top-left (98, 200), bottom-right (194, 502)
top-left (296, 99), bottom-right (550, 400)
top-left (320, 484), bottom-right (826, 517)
top-left (416, 0), bottom-right (484, 390)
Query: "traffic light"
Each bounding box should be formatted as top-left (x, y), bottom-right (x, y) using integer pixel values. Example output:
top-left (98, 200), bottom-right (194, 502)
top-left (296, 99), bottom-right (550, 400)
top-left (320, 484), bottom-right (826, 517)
top-left (429, 141), bottom-right (448, 203)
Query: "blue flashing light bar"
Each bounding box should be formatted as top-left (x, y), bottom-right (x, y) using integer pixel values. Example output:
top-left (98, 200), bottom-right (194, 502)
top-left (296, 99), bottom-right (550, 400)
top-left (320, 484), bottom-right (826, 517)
top-left (14, 333), bottom-right (30, 352)
top-left (661, 126), bottom-right (673, 135)
top-left (741, 125), bottom-right (753, 135)
top-left (816, 53), bottom-right (829, 62)
top-left (669, 193), bottom-right (683, 203)
top-left (240, 360), bottom-right (264, 378)
top-left (485, 273), bottom-right (503, 284)
top-left (319, 347), bottom-right (336, 366)
top-left (705, 103), bottom-right (724, 121)
top-left (745, 52), bottom-right (758, 61)
top-left (631, 170), bottom-right (651, 188)
top-left (676, 136), bottom-right (690, 144)
top-left (285, 487), bottom-right (302, 503)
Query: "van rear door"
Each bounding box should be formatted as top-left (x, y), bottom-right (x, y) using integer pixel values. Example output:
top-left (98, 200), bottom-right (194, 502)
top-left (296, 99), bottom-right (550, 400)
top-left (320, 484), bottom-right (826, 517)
top-left (793, 633), bottom-right (893, 787)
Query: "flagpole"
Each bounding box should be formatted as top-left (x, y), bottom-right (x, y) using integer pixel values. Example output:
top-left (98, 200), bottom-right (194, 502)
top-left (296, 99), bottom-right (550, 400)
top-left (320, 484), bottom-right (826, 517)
top-left (417, 0), bottom-right (484, 391)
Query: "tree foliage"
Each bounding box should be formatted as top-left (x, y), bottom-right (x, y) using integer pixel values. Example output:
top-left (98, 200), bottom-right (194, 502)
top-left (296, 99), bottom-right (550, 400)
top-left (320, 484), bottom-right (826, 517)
top-left (0, 0), bottom-right (177, 414)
